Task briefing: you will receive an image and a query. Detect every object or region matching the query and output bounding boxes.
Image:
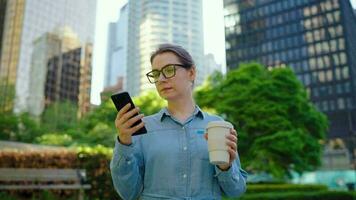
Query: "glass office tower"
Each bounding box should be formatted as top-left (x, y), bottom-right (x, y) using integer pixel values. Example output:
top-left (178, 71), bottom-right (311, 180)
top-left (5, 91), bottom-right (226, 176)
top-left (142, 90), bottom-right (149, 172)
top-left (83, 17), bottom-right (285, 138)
top-left (224, 0), bottom-right (355, 160)
top-left (125, 0), bottom-right (205, 96)
top-left (0, 0), bottom-right (96, 113)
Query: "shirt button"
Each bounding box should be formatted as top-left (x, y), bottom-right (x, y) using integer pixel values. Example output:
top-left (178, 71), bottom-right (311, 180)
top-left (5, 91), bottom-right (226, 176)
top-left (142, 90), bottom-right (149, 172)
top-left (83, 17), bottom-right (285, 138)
top-left (183, 146), bottom-right (187, 151)
top-left (183, 174), bottom-right (187, 178)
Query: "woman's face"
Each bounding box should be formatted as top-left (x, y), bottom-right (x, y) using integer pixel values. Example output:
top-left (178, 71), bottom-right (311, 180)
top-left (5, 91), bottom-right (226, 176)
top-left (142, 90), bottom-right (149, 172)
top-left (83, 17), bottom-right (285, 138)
top-left (151, 52), bottom-right (195, 101)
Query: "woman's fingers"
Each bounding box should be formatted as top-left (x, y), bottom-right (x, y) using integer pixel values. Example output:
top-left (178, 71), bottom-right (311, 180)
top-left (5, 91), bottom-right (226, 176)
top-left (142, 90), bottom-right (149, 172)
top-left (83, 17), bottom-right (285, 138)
top-left (117, 103), bottom-right (131, 118)
top-left (226, 140), bottom-right (237, 151)
top-left (227, 147), bottom-right (237, 161)
top-left (126, 114), bottom-right (145, 127)
top-left (128, 121), bottom-right (145, 133)
top-left (120, 107), bottom-right (140, 125)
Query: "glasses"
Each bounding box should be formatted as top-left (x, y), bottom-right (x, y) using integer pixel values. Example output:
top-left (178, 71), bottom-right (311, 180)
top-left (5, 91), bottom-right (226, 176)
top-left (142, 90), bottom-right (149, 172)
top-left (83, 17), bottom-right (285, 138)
top-left (146, 64), bottom-right (185, 83)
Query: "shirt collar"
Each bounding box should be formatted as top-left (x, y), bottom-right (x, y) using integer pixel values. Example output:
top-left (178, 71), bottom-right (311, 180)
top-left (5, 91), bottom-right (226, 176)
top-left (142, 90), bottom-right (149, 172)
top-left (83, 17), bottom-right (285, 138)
top-left (159, 105), bottom-right (205, 122)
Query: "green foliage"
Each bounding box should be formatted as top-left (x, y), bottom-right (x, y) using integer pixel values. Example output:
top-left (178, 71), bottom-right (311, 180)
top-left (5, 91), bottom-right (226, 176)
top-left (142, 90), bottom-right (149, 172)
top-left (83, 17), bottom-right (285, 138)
top-left (0, 78), bottom-right (16, 113)
top-left (35, 133), bottom-right (73, 146)
top-left (223, 191), bottom-right (356, 200)
top-left (0, 147), bottom-right (117, 200)
top-left (195, 62), bottom-right (328, 179)
top-left (0, 112), bottom-right (18, 140)
top-left (0, 112), bottom-right (43, 142)
top-left (133, 89), bottom-right (166, 115)
top-left (245, 183), bottom-right (328, 193)
top-left (41, 101), bottom-right (78, 131)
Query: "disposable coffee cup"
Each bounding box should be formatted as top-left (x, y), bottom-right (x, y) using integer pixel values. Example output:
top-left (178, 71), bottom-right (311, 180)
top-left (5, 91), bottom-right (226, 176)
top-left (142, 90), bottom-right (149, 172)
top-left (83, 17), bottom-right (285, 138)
top-left (206, 121), bottom-right (233, 165)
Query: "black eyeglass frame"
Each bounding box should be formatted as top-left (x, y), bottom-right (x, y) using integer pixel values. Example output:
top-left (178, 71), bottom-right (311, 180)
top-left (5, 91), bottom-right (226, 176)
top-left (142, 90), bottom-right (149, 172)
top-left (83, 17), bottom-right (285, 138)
top-left (146, 64), bottom-right (186, 84)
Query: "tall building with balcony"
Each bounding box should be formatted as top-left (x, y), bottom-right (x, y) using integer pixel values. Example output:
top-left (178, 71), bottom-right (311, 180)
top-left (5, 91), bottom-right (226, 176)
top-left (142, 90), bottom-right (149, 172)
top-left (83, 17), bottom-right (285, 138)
top-left (124, 0), bottom-right (205, 96)
top-left (224, 0), bottom-right (356, 160)
top-left (0, 0), bottom-right (96, 113)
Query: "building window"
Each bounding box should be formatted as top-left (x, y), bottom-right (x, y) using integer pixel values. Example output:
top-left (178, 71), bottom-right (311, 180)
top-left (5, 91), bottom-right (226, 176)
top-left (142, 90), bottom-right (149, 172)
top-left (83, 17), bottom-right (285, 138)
top-left (329, 100), bottom-right (335, 111)
top-left (333, 10), bottom-right (340, 22)
top-left (336, 25), bottom-right (343, 36)
top-left (342, 66), bottom-right (349, 79)
top-left (337, 98), bottom-right (345, 109)
top-left (309, 57), bottom-right (317, 70)
top-left (340, 52), bottom-right (347, 65)
top-left (328, 27), bottom-right (336, 38)
top-left (323, 55), bottom-right (330, 68)
top-left (308, 45), bottom-right (315, 56)
top-left (326, 69), bottom-right (333, 82)
top-left (330, 39), bottom-right (337, 52)
top-left (338, 38), bottom-right (345, 50)
top-left (326, 13), bottom-right (334, 24)
top-left (318, 71), bottom-right (325, 82)
top-left (322, 41), bottom-right (329, 53)
top-left (315, 56), bottom-right (322, 69)
top-left (315, 42), bottom-right (322, 54)
top-left (335, 68), bottom-right (341, 81)
top-left (333, 53), bottom-right (339, 65)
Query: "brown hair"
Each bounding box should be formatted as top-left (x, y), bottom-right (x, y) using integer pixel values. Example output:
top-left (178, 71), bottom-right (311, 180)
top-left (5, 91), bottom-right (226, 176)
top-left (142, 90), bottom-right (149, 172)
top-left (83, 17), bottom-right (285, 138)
top-left (150, 43), bottom-right (195, 69)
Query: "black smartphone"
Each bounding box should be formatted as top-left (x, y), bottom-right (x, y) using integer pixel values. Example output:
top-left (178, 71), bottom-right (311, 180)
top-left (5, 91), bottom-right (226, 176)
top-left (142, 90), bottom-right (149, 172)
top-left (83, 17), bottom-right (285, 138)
top-left (111, 92), bottom-right (147, 136)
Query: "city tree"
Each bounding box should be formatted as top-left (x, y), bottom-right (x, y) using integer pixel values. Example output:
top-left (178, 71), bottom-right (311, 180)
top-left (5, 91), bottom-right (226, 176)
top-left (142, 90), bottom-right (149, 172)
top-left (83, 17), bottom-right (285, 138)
top-left (195, 63), bottom-right (328, 179)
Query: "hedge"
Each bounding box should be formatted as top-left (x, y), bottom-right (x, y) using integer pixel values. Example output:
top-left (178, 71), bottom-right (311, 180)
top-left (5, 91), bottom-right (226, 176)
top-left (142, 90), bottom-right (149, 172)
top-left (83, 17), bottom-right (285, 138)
top-left (246, 183), bottom-right (328, 193)
top-left (0, 146), bottom-right (121, 200)
top-left (224, 191), bottom-right (356, 200)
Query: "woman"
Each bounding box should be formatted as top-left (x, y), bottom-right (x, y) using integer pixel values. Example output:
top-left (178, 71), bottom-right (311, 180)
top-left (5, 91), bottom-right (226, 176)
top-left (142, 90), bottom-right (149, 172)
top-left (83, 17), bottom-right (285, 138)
top-left (110, 44), bottom-right (247, 200)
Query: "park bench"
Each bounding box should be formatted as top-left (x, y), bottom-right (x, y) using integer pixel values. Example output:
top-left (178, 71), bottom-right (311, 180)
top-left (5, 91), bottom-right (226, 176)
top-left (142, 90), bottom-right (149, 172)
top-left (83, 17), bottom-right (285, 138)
top-left (0, 168), bottom-right (91, 200)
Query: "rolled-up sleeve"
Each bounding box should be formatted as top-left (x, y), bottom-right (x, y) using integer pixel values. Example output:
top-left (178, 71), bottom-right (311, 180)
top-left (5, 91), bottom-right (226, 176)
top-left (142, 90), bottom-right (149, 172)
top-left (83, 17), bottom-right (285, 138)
top-left (110, 137), bottom-right (144, 200)
top-left (214, 154), bottom-right (247, 197)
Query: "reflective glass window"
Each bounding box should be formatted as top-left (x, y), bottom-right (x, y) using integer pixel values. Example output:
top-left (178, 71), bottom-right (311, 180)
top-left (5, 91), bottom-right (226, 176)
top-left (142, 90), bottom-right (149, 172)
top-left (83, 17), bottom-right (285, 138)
top-left (342, 66), bottom-right (349, 79)
top-left (335, 68), bottom-right (341, 80)
top-left (337, 98), bottom-right (345, 109)
top-left (326, 69), bottom-right (332, 82)
top-left (340, 52), bottom-right (347, 65)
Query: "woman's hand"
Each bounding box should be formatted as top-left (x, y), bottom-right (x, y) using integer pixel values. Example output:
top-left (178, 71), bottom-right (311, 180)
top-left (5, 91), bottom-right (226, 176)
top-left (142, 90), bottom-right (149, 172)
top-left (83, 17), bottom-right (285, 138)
top-left (205, 128), bottom-right (238, 171)
top-left (115, 103), bottom-right (145, 145)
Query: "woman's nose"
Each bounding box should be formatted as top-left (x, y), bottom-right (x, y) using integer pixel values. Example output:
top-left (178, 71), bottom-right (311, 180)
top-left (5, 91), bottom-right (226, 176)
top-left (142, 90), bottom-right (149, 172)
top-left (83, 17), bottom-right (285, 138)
top-left (157, 72), bottom-right (167, 82)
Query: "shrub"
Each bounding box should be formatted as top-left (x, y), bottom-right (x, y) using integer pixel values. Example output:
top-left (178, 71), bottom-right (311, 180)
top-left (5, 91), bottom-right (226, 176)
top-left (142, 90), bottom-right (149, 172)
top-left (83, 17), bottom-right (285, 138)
top-left (246, 183), bottom-right (328, 193)
top-left (0, 146), bottom-right (121, 200)
top-left (224, 191), bottom-right (356, 200)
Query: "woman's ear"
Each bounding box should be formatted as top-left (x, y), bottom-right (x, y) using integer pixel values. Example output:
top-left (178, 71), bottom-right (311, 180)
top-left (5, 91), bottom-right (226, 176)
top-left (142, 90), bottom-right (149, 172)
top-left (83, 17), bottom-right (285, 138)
top-left (189, 66), bottom-right (196, 81)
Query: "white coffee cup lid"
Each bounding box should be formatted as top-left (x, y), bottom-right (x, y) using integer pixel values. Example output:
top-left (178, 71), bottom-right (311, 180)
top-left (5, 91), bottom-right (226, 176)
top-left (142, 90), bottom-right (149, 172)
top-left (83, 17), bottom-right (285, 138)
top-left (207, 121), bottom-right (233, 129)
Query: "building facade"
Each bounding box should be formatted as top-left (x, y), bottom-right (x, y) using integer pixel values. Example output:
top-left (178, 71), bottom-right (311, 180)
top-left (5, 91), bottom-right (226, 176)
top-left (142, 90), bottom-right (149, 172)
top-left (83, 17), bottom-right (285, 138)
top-left (104, 4), bottom-right (128, 88)
top-left (45, 44), bottom-right (92, 119)
top-left (224, 0), bottom-right (356, 161)
top-left (203, 53), bottom-right (222, 79)
top-left (124, 0), bottom-right (205, 96)
top-left (0, 0), bottom-right (96, 113)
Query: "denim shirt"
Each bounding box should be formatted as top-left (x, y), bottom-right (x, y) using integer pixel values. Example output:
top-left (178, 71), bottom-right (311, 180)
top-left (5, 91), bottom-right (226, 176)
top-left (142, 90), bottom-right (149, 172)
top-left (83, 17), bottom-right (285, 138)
top-left (110, 106), bottom-right (247, 200)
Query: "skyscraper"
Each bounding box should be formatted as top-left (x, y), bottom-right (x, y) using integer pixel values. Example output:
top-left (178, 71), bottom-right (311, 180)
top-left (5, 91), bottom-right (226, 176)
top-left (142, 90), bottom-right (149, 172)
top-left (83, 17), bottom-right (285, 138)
top-left (0, 0), bottom-right (96, 113)
top-left (203, 54), bottom-right (222, 78)
top-left (123, 0), bottom-right (205, 96)
top-left (0, 0), bottom-right (7, 57)
top-left (224, 0), bottom-right (355, 157)
top-left (28, 27), bottom-right (83, 117)
top-left (104, 4), bottom-right (128, 88)
top-left (44, 43), bottom-right (92, 119)
top-left (0, 0), bottom-right (25, 112)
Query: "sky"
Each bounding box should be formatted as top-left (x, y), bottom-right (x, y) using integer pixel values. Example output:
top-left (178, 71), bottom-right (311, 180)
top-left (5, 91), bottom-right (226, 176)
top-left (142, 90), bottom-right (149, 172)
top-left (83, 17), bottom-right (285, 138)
top-left (91, 0), bottom-right (356, 105)
top-left (91, 0), bottom-right (225, 105)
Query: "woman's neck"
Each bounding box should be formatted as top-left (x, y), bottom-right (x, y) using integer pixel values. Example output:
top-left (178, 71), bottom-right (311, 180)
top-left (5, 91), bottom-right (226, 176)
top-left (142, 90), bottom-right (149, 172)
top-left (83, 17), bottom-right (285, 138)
top-left (167, 97), bottom-right (196, 123)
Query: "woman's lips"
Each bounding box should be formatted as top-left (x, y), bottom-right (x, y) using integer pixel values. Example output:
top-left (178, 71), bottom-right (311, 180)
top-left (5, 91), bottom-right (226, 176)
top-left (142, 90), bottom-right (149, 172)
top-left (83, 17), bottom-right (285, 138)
top-left (160, 87), bottom-right (173, 92)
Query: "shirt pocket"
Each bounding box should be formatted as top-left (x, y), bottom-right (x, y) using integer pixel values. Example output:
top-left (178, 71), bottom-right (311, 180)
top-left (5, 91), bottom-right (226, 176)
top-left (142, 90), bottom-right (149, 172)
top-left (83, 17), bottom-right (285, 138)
top-left (191, 128), bottom-right (210, 161)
